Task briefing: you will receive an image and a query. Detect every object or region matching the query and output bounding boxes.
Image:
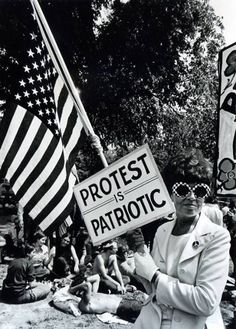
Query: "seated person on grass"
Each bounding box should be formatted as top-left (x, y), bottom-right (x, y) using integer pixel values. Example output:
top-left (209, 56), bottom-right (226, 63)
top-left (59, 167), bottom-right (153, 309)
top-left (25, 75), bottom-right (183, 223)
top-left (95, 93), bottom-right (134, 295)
top-left (2, 244), bottom-right (51, 304)
top-left (50, 233), bottom-right (80, 279)
top-left (31, 232), bottom-right (52, 281)
top-left (92, 240), bottom-right (129, 294)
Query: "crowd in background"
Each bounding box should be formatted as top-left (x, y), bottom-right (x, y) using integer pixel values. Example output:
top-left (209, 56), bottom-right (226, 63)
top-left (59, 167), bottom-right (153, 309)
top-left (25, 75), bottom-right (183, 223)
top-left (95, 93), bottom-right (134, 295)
top-left (1, 195), bottom-right (236, 293)
top-left (0, 162), bottom-right (236, 327)
top-left (0, 217), bottom-right (148, 305)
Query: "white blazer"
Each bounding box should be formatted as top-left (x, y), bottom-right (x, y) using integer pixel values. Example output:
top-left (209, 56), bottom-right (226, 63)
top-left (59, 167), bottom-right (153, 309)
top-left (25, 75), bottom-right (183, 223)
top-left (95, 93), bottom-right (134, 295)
top-left (134, 213), bottom-right (230, 329)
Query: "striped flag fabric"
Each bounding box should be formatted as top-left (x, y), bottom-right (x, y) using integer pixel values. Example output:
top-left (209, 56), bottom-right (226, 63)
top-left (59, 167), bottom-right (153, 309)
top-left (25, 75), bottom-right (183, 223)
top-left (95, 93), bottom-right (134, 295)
top-left (0, 12), bottom-right (86, 234)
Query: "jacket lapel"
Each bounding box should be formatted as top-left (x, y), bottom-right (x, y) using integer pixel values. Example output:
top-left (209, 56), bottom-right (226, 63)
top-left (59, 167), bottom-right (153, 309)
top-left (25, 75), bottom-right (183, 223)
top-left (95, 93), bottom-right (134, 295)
top-left (156, 213), bottom-right (215, 265)
top-left (179, 213), bottom-right (214, 264)
top-left (157, 218), bottom-right (176, 260)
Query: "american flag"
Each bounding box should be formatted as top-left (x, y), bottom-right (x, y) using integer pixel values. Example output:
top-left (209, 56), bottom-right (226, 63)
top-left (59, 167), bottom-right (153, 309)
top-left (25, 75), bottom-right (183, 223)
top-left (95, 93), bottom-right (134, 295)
top-left (0, 12), bottom-right (86, 234)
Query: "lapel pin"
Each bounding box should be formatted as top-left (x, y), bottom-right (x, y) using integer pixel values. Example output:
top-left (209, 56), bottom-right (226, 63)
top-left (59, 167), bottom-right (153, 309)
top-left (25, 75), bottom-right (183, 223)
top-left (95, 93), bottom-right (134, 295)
top-left (192, 241), bottom-right (200, 249)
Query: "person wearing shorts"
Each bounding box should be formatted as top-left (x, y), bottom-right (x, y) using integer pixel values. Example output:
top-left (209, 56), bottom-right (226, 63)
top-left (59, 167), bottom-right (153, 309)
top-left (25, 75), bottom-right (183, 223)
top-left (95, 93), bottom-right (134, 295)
top-left (53, 280), bottom-right (145, 322)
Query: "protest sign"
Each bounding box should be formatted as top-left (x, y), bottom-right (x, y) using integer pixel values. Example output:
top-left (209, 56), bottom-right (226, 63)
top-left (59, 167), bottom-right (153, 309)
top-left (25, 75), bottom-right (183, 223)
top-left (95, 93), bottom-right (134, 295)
top-left (74, 144), bottom-right (175, 245)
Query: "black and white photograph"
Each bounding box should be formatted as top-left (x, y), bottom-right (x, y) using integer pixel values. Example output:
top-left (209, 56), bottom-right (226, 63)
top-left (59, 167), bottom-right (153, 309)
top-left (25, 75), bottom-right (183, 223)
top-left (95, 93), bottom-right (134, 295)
top-left (0, 0), bottom-right (235, 328)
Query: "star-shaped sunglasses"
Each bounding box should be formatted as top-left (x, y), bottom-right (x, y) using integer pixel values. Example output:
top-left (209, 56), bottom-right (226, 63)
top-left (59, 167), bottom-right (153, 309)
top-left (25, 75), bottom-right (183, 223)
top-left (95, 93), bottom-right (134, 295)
top-left (172, 182), bottom-right (210, 199)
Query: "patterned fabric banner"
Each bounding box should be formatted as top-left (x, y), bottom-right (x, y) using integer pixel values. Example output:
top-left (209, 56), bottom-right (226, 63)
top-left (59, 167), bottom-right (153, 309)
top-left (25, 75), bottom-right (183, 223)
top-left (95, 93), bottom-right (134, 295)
top-left (216, 42), bottom-right (236, 196)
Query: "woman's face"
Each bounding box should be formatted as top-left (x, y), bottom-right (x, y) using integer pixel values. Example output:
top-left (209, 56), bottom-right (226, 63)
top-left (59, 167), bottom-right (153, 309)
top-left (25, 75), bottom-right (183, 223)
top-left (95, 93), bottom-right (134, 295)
top-left (38, 237), bottom-right (46, 246)
top-left (61, 236), bottom-right (70, 247)
top-left (171, 182), bottom-right (209, 220)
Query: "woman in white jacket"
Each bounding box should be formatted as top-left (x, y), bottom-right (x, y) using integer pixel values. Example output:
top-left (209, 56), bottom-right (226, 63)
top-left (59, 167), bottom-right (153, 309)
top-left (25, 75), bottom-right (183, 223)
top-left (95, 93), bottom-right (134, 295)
top-left (133, 149), bottom-right (230, 329)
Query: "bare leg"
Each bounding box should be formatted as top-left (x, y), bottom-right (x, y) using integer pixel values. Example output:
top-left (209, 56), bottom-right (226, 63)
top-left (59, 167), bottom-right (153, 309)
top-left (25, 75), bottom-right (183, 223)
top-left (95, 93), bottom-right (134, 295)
top-left (86, 274), bottom-right (100, 293)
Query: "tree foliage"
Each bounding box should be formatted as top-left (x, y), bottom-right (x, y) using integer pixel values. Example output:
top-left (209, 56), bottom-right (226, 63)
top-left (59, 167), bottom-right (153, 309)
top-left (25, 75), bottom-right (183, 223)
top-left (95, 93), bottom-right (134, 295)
top-left (90, 0), bottom-right (224, 164)
top-left (0, 0), bottom-right (225, 175)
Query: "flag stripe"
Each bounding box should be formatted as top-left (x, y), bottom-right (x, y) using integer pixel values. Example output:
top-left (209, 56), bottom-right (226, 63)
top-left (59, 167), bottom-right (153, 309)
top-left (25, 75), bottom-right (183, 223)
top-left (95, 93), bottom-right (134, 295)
top-left (63, 107), bottom-right (79, 147)
top-left (35, 164), bottom-right (76, 217)
top-left (33, 173), bottom-right (75, 228)
top-left (54, 77), bottom-right (83, 165)
top-left (54, 77), bottom-right (83, 154)
top-left (12, 129), bottom-right (53, 193)
top-left (53, 76), bottom-right (64, 106)
top-left (59, 95), bottom-right (75, 141)
top-left (0, 104), bottom-right (17, 147)
top-left (25, 153), bottom-right (65, 213)
top-left (39, 185), bottom-right (75, 231)
top-left (1, 106), bottom-right (77, 233)
top-left (0, 116), bottom-right (33, 179)
top-left (16, 135), bottom-right (59, 200)
top-left (7, 118), bottom-right (42, 185)
top-left (0, 105), bottom-right (27, 171)
top-left (55, 80), bottom-right (84, 167)
top-left (10, 124), bottom-right (47, 187)
top-left (43, 200), bottom-right (74, 235)
top-left (64, 113), bottom-right (84, 168)
top-left (56, 84), bottom-right (68, 122)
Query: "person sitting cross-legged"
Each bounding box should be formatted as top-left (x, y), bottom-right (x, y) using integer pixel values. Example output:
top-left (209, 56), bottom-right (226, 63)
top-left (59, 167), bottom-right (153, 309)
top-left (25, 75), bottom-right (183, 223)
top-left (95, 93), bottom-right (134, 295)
top-left (30, 231), bottom-right (51, 281)
top-left (2, 244), bottom-right (51, 304)
top-left (50, 233), bottom-right (80, 279)
top-left (92, 241), bottom-right (129, 294)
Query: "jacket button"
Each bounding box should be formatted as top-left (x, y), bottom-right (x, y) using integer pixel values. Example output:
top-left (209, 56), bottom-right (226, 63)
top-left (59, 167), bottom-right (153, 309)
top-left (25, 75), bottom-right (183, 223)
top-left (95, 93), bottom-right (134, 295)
top-left (180, 269), bottom-right (185, 274)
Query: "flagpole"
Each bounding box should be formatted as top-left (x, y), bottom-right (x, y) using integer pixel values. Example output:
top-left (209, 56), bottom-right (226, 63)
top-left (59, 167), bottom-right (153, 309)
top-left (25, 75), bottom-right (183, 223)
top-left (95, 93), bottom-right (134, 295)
top-left (30, 0), bottom-right (108, 168)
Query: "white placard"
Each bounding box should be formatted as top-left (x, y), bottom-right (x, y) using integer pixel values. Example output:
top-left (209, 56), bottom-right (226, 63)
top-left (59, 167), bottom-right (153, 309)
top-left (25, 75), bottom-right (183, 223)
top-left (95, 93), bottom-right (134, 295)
top-left (74, 144), bottom-right (174, 245)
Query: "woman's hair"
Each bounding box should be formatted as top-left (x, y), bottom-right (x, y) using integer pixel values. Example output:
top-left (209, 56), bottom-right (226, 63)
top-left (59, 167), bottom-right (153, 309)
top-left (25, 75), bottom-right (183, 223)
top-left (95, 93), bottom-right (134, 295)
top-left (162, 148), bottom-right (212, 194)
top-left (33, 231), bottom-right (46, 242)
top-left (204, 195), bottom-right (217, 204)
top-left (116, 245), bottom-right (128, 262)
top-left (60, 233), bottom-right (71, 242)
top-left (101, 240), bottom-right (117, 251)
